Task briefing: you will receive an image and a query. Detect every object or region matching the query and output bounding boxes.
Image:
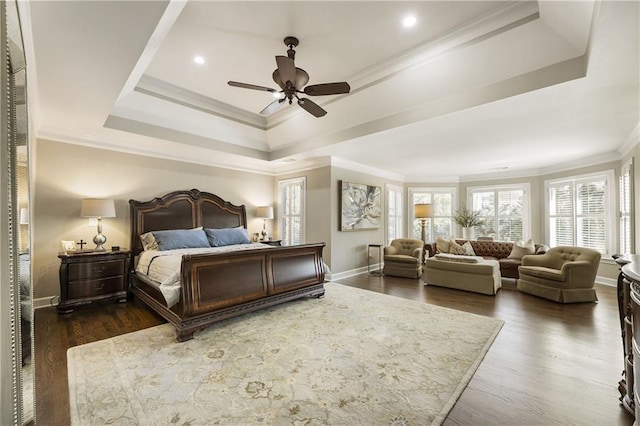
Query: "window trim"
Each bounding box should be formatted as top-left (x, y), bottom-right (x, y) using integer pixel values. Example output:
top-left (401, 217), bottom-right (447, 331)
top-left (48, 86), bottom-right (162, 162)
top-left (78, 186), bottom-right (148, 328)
top-left (277, 176), bottom-right (306, 246)
top-left (466, 183), bottom-right (531, 241)
top-left (385, 184), bottom-right (403, 246)
top-left (544, 169), bottom-right (615, 257)
top-left (620, 159), bottom-right (634, 254)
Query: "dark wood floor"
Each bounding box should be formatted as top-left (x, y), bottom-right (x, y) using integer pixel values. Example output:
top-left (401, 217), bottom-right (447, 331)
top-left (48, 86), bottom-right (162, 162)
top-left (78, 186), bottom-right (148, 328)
top-left (34, 276), bottom-right (633, 425)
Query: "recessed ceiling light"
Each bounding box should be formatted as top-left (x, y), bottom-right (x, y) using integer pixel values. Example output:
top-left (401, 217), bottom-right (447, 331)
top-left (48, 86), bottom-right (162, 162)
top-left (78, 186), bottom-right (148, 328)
top-left (193, 55), bottom-right (205, 65)
top-left (402, 15), bottom-right (417, 28)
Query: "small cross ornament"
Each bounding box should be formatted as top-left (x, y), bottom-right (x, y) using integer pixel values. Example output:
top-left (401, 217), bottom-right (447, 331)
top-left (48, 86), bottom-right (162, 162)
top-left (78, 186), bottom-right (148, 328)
top-left (77, 239), bottom-right (87, 250)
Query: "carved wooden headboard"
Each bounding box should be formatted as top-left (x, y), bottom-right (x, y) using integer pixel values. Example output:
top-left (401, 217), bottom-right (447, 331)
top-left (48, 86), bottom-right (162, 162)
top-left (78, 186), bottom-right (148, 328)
top-left (129, 189), bottom-right (247, 258)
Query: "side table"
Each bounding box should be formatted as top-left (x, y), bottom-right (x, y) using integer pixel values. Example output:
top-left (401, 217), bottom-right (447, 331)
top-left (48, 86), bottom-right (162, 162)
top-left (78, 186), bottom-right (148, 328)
top-left (368, 244), bottom-right (383, 276)
top-left (57, 249), bottom-right (130, 313)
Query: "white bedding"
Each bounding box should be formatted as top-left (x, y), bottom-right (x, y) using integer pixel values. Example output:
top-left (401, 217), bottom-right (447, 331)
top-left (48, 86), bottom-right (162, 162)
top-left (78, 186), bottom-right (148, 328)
top-left (136, 243), bottom-right (275, 308)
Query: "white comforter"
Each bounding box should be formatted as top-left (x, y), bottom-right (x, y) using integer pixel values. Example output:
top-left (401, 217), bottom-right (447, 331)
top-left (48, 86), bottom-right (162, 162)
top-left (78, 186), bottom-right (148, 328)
top-left (136, 243), bottom-right (274, 308)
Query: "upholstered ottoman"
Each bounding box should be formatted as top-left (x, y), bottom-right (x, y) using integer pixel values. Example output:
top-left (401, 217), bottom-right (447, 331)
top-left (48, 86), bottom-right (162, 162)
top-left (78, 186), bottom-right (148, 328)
top-left (424, 254), bottom-right (502, 295)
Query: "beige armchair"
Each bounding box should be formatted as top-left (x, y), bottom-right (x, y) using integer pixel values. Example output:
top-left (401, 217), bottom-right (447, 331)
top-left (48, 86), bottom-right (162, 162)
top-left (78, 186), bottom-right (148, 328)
top-left (383, 238), bottom-right (424, 279)
top-left (517, 246), bottom-right (601, 303)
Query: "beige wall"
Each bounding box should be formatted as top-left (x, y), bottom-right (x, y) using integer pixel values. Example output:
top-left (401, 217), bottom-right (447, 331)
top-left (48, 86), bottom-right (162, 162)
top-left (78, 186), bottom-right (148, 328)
top-left (331, 167), bottom-right (403, 273)
top-left (33, 139), bottom-right (274, 299)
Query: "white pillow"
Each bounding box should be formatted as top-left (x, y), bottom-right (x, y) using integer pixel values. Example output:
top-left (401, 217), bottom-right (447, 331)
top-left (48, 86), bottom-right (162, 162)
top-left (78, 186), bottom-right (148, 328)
top-left (435, 236), bottom-right (451, 254)
top-left (508, 239), bottom-right (535, 259)
top-left (449, 240), bottom-right (466, 255)
top-left (462, 241), bottom-right (476, 256)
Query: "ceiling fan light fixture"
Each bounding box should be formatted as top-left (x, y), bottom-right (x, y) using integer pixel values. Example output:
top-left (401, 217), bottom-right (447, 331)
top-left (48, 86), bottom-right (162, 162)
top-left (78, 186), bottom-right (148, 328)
top-left (227, 36), bottom-right (350, 118)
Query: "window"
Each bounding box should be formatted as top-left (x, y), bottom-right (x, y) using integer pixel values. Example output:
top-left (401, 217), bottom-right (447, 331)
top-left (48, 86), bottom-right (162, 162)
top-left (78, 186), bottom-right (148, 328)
top-left (278, 177), bottom-right (305, 246)
top-left (408, 188), bottom-right (456, 242)
top-left (386, 184), bottom-right (403, 245)
top-left (620, 160), bottom-right (634, 254)
top-left (546, 171), bottom-right (614, 255)
top-left (469, 185), bottom-right (529, 242)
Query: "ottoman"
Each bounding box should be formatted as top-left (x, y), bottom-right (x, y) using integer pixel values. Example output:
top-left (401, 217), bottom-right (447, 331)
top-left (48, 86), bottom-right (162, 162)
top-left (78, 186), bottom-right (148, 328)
top-left (424, 254), bottom-right (502, 295)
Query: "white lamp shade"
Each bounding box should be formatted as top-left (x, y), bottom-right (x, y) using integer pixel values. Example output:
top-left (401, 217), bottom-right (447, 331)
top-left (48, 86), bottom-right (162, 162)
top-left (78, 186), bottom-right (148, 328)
top-left (414, 203), bottom-right (433, 219)
top-left (256, 206), bottom-right (274, 219)
top-left (19, 207), bottom-right (29, 225)
top-left (81, 199), bottom-right (116, 218)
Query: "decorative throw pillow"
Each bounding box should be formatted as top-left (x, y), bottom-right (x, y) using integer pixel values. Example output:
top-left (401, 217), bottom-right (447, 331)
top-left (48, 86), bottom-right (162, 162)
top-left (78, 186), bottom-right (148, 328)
top-left (435, 236), bottom-right (452, 254)
top-left (536, 244), bottom-right (550, 255)
top-left (152, 228), bottom-right (210, 251)
top-left (205, 227), bottom-right (252, 247)
top-left (140, 231), bottom-right (158, 251)
top-left (462, 241), bottom-right (476, 256)
top-left (449, 240), bottom-right (467, 255)
top-left (508, 238), bottom-right (535, 259)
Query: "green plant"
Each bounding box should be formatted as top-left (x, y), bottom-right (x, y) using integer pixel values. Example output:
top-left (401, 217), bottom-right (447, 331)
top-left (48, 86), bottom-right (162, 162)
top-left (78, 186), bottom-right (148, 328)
top-left (454, 206), bottom-right (485, 227)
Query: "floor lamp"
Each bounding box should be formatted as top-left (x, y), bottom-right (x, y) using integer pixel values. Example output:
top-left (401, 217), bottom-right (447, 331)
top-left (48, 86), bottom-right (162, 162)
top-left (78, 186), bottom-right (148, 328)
top-left (414, 203), bottom-right (433, 244)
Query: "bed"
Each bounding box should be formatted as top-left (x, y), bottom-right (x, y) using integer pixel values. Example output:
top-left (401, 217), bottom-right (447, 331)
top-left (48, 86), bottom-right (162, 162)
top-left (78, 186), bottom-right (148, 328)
top-left (129, 189), bottom-right (326, 341)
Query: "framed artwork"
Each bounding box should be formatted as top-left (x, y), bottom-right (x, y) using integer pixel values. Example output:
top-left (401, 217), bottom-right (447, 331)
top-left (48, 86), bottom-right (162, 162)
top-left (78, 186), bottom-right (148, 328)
top-left (340, 180), bottom-right (381, 231)
top-left (61, 240), bottom-right (76, 252)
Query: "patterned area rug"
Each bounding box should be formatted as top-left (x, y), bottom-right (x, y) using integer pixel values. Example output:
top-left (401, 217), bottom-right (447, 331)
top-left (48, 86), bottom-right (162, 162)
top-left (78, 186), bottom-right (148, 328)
top-left (68, 283), bottom-right (503, 425)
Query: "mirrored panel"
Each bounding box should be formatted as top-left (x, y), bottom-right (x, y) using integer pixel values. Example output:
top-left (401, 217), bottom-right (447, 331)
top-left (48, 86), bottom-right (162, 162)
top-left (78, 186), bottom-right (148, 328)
top-left (6, 0), bottom-right (33, 423)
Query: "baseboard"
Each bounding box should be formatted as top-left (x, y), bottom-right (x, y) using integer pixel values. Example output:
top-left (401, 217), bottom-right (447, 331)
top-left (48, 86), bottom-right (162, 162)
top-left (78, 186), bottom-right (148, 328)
top-left (331, 264), bottom-right (381, 281)
top-left (596, 276), bottom-right (616, 288)
top-left (33, 295), bottom-right (58, 310)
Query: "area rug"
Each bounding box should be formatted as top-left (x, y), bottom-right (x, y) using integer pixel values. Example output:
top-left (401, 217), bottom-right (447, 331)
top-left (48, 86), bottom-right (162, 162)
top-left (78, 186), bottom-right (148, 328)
top-left (67, 282), bottom-right (503, 425)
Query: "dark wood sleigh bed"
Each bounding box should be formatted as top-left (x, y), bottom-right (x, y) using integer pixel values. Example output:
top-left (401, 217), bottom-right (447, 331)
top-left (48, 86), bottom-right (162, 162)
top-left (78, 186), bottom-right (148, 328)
top-left (129, 189), bottom-right (326, 341)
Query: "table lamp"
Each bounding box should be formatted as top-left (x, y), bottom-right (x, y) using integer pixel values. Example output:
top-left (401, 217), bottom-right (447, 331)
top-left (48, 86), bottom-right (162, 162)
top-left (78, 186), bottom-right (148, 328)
top-left (81, 198), bottom-right (116, 251)
top-left (256, 206), bottom-right (274, 241)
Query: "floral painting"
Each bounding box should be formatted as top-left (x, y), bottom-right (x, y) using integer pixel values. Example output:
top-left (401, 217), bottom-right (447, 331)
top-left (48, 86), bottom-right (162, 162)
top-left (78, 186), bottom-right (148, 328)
top-left (340, 181), bottom-right (381, 231)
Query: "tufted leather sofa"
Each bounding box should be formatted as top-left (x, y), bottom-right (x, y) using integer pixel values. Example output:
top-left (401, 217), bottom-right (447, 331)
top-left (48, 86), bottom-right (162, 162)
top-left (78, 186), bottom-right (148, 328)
top-left (425, 239), bottom-right (547, 279)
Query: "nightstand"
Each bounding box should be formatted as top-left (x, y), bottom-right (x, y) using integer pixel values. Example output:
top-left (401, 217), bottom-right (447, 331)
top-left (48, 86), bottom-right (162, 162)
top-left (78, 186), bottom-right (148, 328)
top-left (57, 249), bottom-right (130, 314)
top-left (260, 239), bottom-right (282, 247)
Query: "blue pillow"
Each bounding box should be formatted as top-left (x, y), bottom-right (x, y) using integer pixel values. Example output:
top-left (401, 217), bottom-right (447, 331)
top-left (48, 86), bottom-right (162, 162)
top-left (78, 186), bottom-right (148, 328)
top-left (152, 228), bottom-right (210, 251)
top-left (205, 227), bottom-right (251, 247)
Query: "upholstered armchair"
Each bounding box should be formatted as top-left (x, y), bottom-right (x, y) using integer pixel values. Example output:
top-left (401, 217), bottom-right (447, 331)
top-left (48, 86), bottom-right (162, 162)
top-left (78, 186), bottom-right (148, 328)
top-left (517, 246), bottom-right (601, 303)
top-left (383, 238), bottom-right (424, 279)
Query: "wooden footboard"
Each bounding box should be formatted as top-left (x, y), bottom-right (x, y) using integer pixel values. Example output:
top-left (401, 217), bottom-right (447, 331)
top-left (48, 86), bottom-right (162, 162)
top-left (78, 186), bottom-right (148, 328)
top-left (131, 243), bottom-right (326, 341)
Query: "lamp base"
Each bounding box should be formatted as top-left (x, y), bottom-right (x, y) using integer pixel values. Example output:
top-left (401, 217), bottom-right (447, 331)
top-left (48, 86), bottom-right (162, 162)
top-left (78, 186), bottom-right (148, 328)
top-left (93, 233), bottom-right (107, 251)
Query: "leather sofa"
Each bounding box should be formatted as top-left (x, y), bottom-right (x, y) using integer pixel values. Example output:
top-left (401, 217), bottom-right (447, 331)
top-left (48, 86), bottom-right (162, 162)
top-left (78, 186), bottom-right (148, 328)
top-left (425, 239), bottom-right (547, 279)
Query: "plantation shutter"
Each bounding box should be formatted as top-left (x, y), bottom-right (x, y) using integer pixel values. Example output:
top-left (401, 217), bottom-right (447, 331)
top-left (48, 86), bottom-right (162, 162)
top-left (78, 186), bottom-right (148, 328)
top-left (547, 172), bottom-right (612, 254)
top-left (278, 178), bottom-right (305, 246)
top-left (549, 183), bottom-right (574, 246)
top-left (470, 187), bottom-right (525, 241)
top-left (386, 185), bottom-right (403, 245)
top-left (576, 179), bottom-right (606, 252)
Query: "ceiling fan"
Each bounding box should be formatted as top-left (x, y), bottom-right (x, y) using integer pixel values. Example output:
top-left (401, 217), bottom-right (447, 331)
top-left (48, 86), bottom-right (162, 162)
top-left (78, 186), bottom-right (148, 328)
top-left (228, 36), bottom-right (350, 118)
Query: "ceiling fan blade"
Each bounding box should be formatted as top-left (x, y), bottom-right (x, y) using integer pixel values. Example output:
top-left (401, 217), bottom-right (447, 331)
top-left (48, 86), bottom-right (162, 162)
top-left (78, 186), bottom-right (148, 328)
top-left (275, 56), bottom-right (296, 86)
top-left (260, 98), bottom-right (286, 115)
top-left (304, 82), bottom-right (351, 96)
top-left (228, 81), bottom-right (277, 93)
top-left (297, 98), bottom-right (327, 118)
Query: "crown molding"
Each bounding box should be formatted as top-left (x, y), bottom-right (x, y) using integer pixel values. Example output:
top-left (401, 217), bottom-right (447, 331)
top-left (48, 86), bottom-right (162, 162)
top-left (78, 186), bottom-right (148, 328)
top-left (330, 157), bottom-right (405, 182)
top-left (135, 75), bottom-right (267, 129)
top-left (618, 122), bottom-right (640, 159)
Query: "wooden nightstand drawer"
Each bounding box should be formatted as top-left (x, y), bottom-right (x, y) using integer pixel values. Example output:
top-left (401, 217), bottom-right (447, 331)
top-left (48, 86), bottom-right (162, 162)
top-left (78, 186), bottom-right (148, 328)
top-left (68, 276), bottom-right (125, 299)
top-left (68, 260), bottom-right (124, 280)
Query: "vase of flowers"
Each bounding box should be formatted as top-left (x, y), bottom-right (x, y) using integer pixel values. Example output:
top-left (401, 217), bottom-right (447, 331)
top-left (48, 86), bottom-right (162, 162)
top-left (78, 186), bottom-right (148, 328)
top-left (454, 206), bottom-right (484, 240)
